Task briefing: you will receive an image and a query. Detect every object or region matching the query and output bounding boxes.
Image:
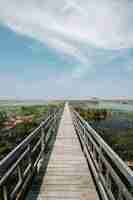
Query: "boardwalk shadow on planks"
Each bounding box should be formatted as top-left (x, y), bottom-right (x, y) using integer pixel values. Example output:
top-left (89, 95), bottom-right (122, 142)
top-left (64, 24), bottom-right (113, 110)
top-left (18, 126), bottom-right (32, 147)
top-left (24, 104), bottom-right (99, 200)
top-left (24, 129), bottom-right (58, 200)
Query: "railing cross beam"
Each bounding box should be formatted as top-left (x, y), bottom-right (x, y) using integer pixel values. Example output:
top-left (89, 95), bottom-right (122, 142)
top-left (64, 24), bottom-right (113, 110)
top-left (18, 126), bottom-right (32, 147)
top-left (0, 108), bottom-right (62, 200)
top-left (71, 106), bottom-right (133, 200)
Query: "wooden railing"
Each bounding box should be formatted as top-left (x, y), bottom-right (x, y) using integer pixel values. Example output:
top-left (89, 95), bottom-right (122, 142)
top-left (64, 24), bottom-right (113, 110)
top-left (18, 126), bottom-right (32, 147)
top-left (71, 108), bottom-right (133, 200)
top-left (0, 109), bottom-right (62, 200)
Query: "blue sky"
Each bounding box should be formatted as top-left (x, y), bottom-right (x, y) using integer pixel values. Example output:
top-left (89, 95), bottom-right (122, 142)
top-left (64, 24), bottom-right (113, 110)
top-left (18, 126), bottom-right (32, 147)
top-left (0, 0), bottom-right (133, 99)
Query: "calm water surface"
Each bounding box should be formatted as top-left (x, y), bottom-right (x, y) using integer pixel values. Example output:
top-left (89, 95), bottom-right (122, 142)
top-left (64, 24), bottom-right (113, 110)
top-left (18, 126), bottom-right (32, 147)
top-left (87, 102), bottom-right (133, 112)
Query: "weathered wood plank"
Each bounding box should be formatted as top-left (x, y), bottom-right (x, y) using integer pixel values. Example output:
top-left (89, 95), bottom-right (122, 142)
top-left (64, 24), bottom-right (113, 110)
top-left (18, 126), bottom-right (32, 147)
top-left (26, 103), bottom-right (99, 200)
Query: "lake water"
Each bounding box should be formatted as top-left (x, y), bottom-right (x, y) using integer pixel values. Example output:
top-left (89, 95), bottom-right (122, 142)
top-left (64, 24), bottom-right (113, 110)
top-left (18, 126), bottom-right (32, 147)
top-left (100, 102), bottom-right (133, 112)
top-left (87, 102), bottom-right (133, 112)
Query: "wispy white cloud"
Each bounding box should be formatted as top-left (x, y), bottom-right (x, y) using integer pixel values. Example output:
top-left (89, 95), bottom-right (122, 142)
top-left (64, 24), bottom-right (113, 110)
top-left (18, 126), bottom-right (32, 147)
top-left (1, 0), bottom-right (133, 48)
top-left (0, 0), bottom-right (133, 78)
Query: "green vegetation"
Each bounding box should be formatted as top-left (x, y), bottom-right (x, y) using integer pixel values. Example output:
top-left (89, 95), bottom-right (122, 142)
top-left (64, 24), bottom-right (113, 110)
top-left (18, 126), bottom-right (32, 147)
top-left (75, 107), bottom-right (108, 121)
top-left (0, 143), bottom-right (11, 155)
top-left (0, 110), bottom-right (7, 128)
top-left (0, 102), bottom-right (63, 160)
top-left (108, 130), bottom-right (133, 161)
top-left (74, 105), bottom-right (133, 163)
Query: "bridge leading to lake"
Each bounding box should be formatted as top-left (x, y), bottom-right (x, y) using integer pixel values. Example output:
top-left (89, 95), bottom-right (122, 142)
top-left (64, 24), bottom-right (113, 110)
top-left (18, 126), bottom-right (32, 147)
top-left (0, 103), bottom-right (133, 200)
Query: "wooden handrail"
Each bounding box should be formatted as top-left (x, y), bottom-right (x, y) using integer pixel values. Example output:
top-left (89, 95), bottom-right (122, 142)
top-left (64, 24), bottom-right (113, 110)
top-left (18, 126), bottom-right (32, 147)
top-left (0, 109), bottom-right (62, 200)
top-left (71, 107), bottom-right (133, 200)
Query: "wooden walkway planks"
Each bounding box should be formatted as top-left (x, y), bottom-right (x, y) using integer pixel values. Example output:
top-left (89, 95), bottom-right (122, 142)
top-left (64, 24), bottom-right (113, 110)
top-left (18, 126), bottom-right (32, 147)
top-left (26, 103), bottom-right (99, 200)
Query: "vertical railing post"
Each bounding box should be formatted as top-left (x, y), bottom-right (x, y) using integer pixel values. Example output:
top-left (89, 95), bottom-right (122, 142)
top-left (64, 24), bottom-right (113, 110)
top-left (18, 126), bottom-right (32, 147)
top-left (82, 125), bottom-right (86, 154)
top-left (41, 126), bottom-right (45, 153)
top-left (98, 146), bottom-right (102, 175)
top-left (53, 112), bottom-right (56, 132)
top-left (106, 168), bottom-right (111, 191)
top-left (3, 185), bottom-right (8, 200)
top-left (28, 144), bottom-right (33, 172)
top-left (17, 165), bottom-right (23, 184)
top-left (93, 147), bottom-right (96, 161)
top-left (118, 186), bottom-right (123, 200)
top-left (72, 108), bottom-right (133, 200)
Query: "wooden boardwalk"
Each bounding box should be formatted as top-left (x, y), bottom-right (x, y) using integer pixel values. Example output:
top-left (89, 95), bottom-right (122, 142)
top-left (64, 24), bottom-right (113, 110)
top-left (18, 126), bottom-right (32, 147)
top-left (26, 103), bottom-right (99, 200)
